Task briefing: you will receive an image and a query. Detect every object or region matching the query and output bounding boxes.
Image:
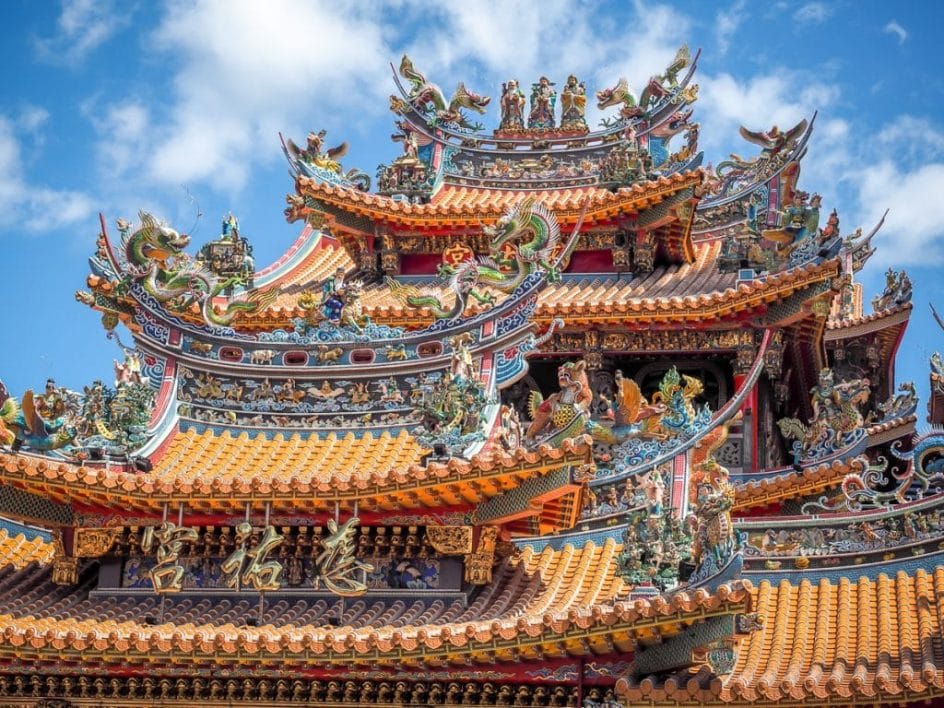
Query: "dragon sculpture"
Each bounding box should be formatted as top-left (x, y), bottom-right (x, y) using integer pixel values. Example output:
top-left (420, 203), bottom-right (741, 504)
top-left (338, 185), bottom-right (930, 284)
top-left (652, 367), bottom-right (707, 435)
top-left (778, 369), bottom-right (871, 463)
top-left (597, 45), bottom-right (695, 126)
top-left (397, 55), bottom-right (491, 131)
top-left (120, 212), bottom-right (277, 327)
top-left (478, 196), bottom-right (580, 291)
top-left (688, 463), bottom-right (739, 583)
top-left (596, 77), bottom-right (643, 120)
top-left (388, 197), bottom-right (581, 320)
top-left (385, 260), bottom-right (496, 321)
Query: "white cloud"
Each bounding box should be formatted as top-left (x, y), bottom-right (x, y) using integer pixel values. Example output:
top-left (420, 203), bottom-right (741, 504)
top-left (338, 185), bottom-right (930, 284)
top-left (696, 71), bottom-right (835, 154)
top-left (714, 0), bottom-right (748, 55)
top-left (34, 0), bottom-right (128, 65)
top-left (884, 20), bottom-right (908, 44)
top-left (856, 162), bottom-right (944, 265)
top-left (86, 100), bottom-right (151, 177)
top-left (407, 0), bottom-right (690, 129)
top-left (793, 2), bottom-right (830, 24)
top-left (134, 0), bottom-right (393, 192)
top-left (17, 106), bottom-right (50, 134)
top-left (0, 116), bottom-right (95, 235)
top-left (88, 0), bottom-right (692, 197)
top-left (876, 115), bottom-right (944, 162)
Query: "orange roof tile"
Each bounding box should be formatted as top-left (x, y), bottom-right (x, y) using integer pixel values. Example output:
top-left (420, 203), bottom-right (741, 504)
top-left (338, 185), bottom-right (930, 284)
top-left (296, 172), bottom-right (703, 225)
top-left (826, 301), bottom-right (912, 333)
top-left (733, 457), bottom-right (868, 511)
top-left (726, 571), bottom-right (944, 703)
top-left (0, 539), bottom-right (752, 668)
top-left (0, 529), bottom-right (53, 570)
top-left (254, 241), bottom-right (840, 328)
top-left (619, 569), bottom-right (944, 705)
top-left (0, 432), bottom-right (593, 515)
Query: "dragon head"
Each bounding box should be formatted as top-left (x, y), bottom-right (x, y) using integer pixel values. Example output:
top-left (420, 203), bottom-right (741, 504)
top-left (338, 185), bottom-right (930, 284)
top-left (132, 211), bottom-right (190, 265)
top-left (484, 197), bottom-right (535, 252)
top-left (454, 82), bottom-right (491, 113)
top-left (284, 193), bottom-right (310, 224)
top-left (596, 78), bottom-right (631, 109)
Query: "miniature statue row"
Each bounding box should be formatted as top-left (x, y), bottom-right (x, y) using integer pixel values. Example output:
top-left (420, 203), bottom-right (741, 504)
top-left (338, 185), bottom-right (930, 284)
top-left (498, 74), bottom-right (587, 132)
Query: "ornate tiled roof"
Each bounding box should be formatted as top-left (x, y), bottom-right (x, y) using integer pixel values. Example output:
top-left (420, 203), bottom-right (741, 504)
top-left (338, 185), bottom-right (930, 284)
top-left (826, 301), bottom-right (912, 332)
top-left (0, 539), bottom-right (752, 668)
top-left (732, 457), bottom-right (867, 511)
top-left (0, 432), bottom-right (592, 515)
top-left (619, 569), bottom-right (944, 705)
top-left (296, 172), bottom-right (703, 226)
top-left (252, 241), bottom-right (840, 328)
top-left (728, 571), bottom-right (944, 703)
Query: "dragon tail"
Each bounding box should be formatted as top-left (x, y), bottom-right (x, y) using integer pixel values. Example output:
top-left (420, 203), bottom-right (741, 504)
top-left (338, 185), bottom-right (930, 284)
top-left (206, 288), bottom-right (278, 326)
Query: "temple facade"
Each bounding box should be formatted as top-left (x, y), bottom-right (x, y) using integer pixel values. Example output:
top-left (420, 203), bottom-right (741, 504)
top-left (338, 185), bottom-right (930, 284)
top-left (0, 45), bottom-right (941, 707)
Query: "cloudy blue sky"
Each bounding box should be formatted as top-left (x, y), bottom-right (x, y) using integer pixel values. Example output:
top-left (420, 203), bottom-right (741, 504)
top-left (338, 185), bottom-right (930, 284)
top-left (1, 0), bottom-right (942, 406)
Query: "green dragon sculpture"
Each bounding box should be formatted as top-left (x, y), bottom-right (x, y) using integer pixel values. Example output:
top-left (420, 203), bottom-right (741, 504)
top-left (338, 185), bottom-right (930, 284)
top-left (385, 260), bottom-right (496, 320)
top-left (476, 196), bottom-right (577, 292)
top-left (387, 197), bottom-right (581, 320)
top-left (121, 212), bottom-right (277, 327)
top-left (397, 55), bottom-right (490, 131)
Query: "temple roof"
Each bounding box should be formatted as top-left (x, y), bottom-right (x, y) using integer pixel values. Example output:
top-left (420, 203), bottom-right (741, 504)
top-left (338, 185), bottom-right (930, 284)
top-left (250, 238), bottom-right (842, 329)
top-left (0, 433), bottom-right (592, 520)
top-left (732, 457), bottom-right (867, 512)
top-left (0, 538), bottom-right (750, 669)
top-left (0, 528), bottom-right (53, 570)
top-left (618, 569), bottom-right (944, 705)
top-left (298, 172), bottom-right (702, 227)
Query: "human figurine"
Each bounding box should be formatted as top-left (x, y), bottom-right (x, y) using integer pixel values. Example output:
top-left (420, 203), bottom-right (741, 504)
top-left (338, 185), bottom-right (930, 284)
top-left (528, 76), bottom-right (556, 129)
top-left (560, 74), bottom-right (587, 130)
top-left (498, 404), bottom-right (522, 450)
top-left (499, 79), bottom-right (526, 130)
top-left (640, 468), bottom-right (665, 516)
top-left (320, 267), bottom-right (347, 322)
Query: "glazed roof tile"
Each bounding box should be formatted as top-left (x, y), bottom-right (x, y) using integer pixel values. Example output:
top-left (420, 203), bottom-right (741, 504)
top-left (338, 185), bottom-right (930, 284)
top-left (826, 302), bottom-right (912, 330)
top-left (259, 241), bottom-right (839, 326)
top-left (297, 172), bottom-right (703, 224)
top-left (0, 529), bottom-right (53, 571)
top-left (733, 457), bottom-right (867, 511)
top-left (0, 432), bottom-right (593, 514)
top-left (727, 571), bottom-right (944, 703)
top-left (618, 569), bottom-right (944, 705)
top-left (0, 539), bottom-right (751, 667)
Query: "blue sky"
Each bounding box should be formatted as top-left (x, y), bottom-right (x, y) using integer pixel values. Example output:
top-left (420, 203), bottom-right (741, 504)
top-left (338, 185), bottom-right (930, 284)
top-left (1, 0), bottom-right (943, 408)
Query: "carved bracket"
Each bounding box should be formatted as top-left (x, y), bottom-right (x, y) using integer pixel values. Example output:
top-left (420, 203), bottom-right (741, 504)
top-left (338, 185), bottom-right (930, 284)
top-left (426, 525), bottom-right (473, 555)
top-left (73, 528), bottom-right (122, 558)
